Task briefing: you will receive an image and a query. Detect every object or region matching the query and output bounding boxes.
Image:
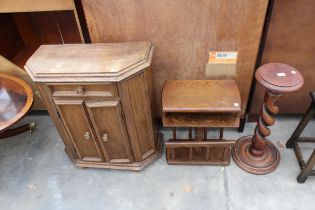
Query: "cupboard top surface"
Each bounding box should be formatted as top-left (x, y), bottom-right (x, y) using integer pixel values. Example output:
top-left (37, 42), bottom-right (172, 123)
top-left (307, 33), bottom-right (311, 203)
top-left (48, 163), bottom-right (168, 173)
top-left (162, 80), bottom-right (241, 113)
top-left (25, 42), bottom-right (153, 82)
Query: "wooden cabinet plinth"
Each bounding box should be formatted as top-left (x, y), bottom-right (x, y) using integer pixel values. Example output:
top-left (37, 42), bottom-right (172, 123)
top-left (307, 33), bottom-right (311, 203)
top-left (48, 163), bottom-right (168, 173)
top-left (25, 42), bottom-right (162, 170)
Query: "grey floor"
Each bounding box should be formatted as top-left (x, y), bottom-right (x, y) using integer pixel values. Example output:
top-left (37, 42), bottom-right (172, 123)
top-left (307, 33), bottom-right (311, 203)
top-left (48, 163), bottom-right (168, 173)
top-left (0, 115), bottom-right (315, 210)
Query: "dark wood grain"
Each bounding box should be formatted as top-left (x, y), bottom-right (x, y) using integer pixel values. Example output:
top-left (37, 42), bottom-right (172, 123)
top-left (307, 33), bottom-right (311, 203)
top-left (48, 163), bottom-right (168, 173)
top-left (0, 14), bottom-right (24, 60)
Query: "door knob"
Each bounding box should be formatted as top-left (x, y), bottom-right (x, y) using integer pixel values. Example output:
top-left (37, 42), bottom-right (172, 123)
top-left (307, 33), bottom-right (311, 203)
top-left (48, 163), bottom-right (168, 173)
top-left (84, 131), bottom-right (90, 140)
top-left (76, 86), bottom-right (83, 95)
top-left (102, 134), bottom-right (109, 142)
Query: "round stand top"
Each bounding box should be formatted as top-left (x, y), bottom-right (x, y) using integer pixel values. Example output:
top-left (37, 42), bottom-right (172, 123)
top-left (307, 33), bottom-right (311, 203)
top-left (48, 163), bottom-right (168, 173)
top-left (0, 73), bottom-right (33, 131)
top-left (255, 63), bottom-right (304, 93)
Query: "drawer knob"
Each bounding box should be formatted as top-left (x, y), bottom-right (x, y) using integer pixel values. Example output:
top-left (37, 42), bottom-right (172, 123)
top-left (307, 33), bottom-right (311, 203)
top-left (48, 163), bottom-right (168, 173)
top-left (84, 131), bottom-right (90, 140)
top-left (102, 134), bottom-right (109, 142)
top-left (76, 87), bottom-right (83, 95)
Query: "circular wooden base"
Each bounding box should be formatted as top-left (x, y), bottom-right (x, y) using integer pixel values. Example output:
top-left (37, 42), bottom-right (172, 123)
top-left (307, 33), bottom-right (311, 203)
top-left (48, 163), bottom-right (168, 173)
top-left (232, 136), bottom-right (280, 175)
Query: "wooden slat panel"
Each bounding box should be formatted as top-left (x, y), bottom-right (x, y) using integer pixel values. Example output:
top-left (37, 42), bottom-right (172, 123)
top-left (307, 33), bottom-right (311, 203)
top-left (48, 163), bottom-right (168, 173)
top-left (162, 112), bottom-right (240, 128)
top-left (81, 0), bottom-right (269, 116)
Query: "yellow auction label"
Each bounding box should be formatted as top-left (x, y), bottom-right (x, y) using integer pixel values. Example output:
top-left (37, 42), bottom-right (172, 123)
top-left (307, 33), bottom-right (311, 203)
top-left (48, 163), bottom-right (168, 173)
top-left (208, 51), bottom-right (238, 64)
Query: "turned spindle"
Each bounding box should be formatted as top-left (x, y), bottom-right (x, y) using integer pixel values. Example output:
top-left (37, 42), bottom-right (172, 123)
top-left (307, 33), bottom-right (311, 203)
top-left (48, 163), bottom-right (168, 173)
top-left (232, 63), bottom-right (304, 174)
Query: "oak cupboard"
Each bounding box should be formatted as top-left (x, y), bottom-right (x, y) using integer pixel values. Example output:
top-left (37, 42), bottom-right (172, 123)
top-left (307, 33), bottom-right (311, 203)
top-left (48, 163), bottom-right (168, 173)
top-left (25, 42), bottom-right (162, 170)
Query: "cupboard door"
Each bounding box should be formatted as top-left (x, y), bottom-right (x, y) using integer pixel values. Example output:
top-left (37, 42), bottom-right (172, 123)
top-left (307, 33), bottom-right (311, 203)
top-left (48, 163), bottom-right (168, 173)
top-left (54, 99), bottom-right (104, 162)
top-left (85, 100), bottom-right (134, 163)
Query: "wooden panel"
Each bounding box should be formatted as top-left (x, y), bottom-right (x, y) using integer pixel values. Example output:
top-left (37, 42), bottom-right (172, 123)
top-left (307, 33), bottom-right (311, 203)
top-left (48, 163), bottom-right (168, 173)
top-left (53, 11), bottom-right (83, 43)
top-left (118, 71), bottom-right (156, 161)
top-left (12, 13), bottom-right (40, 46)
top-left (250, 0), bottom-right (315, 115)
top-left (48, 83), bottom-right (118, 97)
top-left (36, 84), bottom-right (78, 159)
top-left (86, 100), bottom-right (134, 163)
top-left (162, 80), bottom-right (241, 113)
top-left (165, 140), bottom-right (234, 165)
top-left (81, 0), bottom-right (269, 116)
top-left (0, 14), bottom-right (24, 60)
top-left (144, 67), bottom-right (159, 150)
top-left (162, 112), bottom-right (240, 128)
top-left (0, 0), bottom-right (74, 12)
top-left (54, 99), bottom-right (104, 162)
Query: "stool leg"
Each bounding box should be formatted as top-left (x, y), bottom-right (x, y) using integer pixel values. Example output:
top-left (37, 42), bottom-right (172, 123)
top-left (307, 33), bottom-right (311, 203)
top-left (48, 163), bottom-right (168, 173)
top-left (219, 128), bottom-right (224, 140)
top-left (195, 128), bottom-right (204, 141)
top-left (171, 128), bottom-right (176, 160)
top-left (188, 128), bottom-right (192, 139)
top-left (238, 116), bottom-right (246, 132)
top-left (286, 104), bottom-right (315, 148)
top-left (297, 149), bottom-right (315, 183)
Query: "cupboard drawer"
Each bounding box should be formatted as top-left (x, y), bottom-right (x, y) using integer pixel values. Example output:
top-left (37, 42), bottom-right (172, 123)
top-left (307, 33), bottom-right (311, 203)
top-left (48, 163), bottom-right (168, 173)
top-left (48, 83), bottom-right (118, 97)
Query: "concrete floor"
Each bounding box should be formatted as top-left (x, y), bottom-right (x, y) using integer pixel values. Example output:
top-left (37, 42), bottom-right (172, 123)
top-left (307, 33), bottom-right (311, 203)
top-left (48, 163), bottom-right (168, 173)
top-left (0, 115), bottom-right (314, 210)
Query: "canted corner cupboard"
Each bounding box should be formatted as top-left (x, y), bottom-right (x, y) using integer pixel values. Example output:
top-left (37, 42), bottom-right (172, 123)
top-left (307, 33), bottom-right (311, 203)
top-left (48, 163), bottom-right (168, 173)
top-left (25, 42), bottom-right (162, 170)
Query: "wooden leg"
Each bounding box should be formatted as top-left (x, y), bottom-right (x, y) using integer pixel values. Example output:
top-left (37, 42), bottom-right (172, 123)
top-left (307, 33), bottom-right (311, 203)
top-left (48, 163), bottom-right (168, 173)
top-left (195, 128), bottom-right (204, 141)
top-left (0, 122), bottom-right (36, 139)
top-left (173, 128), bottom-right (176, 140)
top-left (220, 128), bottom-right (224, 140)
top-left (238, 116), bottom-right (246, 132)
top-left (286, 104), bottom-right (315, 148)
top-left (297, 149), bottom-right (315, 183)
top-left (171, 128), bottom-right (176, 160)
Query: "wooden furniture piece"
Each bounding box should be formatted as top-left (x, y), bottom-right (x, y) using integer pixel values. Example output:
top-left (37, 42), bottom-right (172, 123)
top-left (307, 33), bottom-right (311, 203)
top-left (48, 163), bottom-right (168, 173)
top-left (249, 0), bottom-right (315, 119)
top-left (0, 73), bottom-right (35, 139)
top-left (0, 0), bottom-right (85, 110)
top-left (162, 80), bottom-right (241, 165)
top-left (25, 42), bottom-right (162, 170)
top-left (233, 63), bottom-right (304, 174)
top-left (286, 92), bottom-right (315, 183)
top-left (80, 0), bottom-right (269, 129)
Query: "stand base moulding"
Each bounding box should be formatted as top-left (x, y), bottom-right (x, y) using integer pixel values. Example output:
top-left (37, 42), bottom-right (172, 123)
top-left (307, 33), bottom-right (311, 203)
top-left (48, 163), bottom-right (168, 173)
top-left (25, 42), bottom-right (162, 171)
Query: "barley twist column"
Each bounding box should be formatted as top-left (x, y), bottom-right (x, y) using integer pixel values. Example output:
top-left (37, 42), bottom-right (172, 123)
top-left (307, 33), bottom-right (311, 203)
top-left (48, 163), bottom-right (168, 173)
top-left (232, 63), bottom-right (304, 174)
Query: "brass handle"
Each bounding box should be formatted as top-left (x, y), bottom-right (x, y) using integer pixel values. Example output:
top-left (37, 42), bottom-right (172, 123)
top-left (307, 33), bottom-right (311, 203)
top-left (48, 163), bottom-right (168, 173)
top-left (102, 134), bottom-right (109, 142)
top-left (35, 90), bottom-right (42, 99)
top-left (76, 86), bottom-right (83, 95)
top-left (84, 131), bottom-right (90, 140)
